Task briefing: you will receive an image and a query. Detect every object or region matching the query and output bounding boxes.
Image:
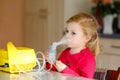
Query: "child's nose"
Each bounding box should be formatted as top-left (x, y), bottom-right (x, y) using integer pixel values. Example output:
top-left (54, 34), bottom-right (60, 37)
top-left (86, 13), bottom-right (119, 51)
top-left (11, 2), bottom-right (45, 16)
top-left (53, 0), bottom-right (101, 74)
top-left (65, 33), bottom-right (70, 38)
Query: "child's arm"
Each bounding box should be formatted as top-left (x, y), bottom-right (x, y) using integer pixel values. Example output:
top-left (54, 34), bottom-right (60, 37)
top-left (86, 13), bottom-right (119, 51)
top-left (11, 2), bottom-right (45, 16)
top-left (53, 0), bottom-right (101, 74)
top-left (55, 59), bottom-right (95, 78)
top-left (55, 49), bottom-right (79, 76)
top-left (55, 60), bottom-right (79, 76)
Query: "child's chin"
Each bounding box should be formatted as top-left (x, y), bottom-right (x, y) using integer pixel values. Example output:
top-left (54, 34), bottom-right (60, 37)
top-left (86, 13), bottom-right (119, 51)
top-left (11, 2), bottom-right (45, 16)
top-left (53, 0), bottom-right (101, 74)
top-left (67, 45), bottom-right (72, 48)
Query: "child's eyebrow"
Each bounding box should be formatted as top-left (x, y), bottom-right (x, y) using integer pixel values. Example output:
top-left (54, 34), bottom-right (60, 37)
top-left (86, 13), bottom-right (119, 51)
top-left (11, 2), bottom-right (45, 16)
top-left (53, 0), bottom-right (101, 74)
top-left (65, 27), bottom-right (68, 30)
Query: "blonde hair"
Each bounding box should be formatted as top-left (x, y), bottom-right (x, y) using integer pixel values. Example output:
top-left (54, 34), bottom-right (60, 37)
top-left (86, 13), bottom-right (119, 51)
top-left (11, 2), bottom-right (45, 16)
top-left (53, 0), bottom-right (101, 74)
top-left (66, 13), bottom-right (100, 56)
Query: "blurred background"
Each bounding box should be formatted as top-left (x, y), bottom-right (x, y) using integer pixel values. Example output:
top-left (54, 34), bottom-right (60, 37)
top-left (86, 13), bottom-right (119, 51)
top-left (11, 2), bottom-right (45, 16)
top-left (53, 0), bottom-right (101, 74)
top-left (0, 0), bottom-right (120, 70)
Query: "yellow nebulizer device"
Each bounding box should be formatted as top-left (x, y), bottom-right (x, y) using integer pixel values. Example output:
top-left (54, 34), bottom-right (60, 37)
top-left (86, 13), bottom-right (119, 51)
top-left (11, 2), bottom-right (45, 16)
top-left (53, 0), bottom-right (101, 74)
top-left (0, 42), bottom-right (36, 73)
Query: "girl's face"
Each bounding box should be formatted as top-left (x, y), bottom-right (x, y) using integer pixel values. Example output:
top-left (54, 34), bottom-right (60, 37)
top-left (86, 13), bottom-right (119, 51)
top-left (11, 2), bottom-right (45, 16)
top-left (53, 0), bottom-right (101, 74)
top-left (65, 22), bottom-right (90, 49)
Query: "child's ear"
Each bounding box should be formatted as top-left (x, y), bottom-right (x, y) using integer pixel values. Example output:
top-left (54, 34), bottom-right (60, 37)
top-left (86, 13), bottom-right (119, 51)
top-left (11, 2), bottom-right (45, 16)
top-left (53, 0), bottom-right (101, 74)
top-left (85, 35), bottom-right (91, 43)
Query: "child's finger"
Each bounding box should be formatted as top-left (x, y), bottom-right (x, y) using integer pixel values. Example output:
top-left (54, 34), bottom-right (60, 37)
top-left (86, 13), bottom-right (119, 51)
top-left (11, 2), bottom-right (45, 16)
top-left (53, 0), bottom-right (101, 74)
top-left (55, 60), bottom-right (66, 72)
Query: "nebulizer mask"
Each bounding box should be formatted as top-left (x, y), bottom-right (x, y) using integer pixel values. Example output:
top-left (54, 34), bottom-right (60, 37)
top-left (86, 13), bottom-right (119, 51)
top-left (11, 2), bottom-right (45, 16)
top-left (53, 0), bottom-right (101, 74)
top-left (48, 37), bottom-right (69, 64)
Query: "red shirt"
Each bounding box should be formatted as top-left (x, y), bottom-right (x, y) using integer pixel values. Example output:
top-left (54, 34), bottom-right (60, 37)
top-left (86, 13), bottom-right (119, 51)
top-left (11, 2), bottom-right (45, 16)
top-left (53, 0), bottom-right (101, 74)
top-left (46, 48), bottom-right (96, 78)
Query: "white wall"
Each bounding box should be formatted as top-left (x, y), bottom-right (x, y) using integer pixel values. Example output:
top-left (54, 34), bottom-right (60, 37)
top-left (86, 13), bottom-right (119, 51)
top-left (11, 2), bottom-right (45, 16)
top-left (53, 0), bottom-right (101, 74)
top-left (64, 0), bottom-right (93, 22)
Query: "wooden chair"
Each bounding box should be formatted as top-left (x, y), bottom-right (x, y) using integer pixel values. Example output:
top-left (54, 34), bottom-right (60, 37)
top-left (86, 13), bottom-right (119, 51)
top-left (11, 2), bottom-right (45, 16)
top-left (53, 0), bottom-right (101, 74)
top-left (94, 67), bottom-right (120, 80)
top-left (105, 67), bottom-right (120, 80)
top-left (94, 68), bottom-right (107, 80)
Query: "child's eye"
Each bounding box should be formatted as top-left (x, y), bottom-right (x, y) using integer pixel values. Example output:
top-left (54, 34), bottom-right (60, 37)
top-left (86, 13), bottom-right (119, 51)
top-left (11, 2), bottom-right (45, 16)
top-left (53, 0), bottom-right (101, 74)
top-left (72, 32), bottom-right (76, 35)
top-left (65, 30), bottom-right (69, 34)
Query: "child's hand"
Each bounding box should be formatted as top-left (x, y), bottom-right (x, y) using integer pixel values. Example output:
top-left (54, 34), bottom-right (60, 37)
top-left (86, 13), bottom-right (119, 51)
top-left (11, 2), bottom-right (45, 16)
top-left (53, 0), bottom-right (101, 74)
top-left (55, 60), bottom-right (67, 72)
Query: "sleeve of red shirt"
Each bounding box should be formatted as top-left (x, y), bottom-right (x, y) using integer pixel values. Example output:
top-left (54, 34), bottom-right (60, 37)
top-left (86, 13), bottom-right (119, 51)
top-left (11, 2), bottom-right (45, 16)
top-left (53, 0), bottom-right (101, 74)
top-left (77, 56), bottom-right (96, 78)
top-left (46, 62), bottom-right (57, 71)
top-left (58, 49), bottom-right (79, 76)
top-left (58, 48), bottom-right (96, 78)
top-left (61, 66), bottom-right (79, 76)
top-left (61, 57), bottom-right (95, 78)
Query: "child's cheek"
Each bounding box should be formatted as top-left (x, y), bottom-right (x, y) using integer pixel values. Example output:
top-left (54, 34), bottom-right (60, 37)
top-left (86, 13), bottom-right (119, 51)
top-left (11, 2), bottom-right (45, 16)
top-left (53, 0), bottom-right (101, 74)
top-left (67, 42), bottom-right (74, 48)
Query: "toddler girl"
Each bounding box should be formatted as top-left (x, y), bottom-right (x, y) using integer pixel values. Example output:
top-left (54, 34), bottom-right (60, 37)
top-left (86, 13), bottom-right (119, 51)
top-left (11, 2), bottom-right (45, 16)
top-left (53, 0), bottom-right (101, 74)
top-left (46, 12), bottom-right (100, 78)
